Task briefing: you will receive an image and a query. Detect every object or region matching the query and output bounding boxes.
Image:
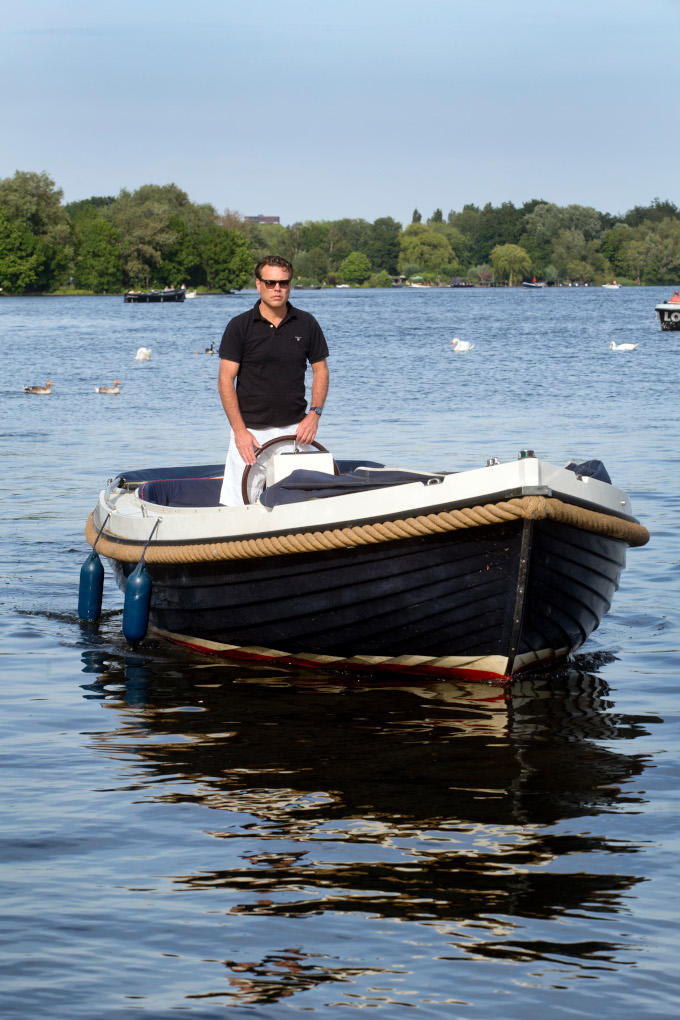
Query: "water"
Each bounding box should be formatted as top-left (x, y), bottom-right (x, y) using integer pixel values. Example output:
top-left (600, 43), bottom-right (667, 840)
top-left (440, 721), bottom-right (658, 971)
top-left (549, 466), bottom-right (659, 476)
top-left (1, 287), bottom-right (678, 1017)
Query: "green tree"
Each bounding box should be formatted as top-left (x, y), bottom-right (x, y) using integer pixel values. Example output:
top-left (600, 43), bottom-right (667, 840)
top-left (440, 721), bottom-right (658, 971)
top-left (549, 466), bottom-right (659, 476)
top-left (109, 183), bottom-right (215, 287)
top-left (0, 208), bottom-right (44, 292)
top-left (490, 243), bottom-right (531, 285)
top-left (295, 246), bottom-right (328, 283)
top-left (398, 223), bottom-right (455, 275)
top-left (365, 216), bottom-right (401, 273)
top-left (411, 208), bottom-right (422, 223)
top-left (0, 170), bottom-right (71, 289)
top-left (198, 225), bottom-right (253, 291)
top-left (619, 218), bottom-right (680, 284)
top-left (367, 269), bottom-right (394, 287)
top-left (73, 218), bottom-right (123, 292)
top-left (339, 250), bottom-right (372, 285)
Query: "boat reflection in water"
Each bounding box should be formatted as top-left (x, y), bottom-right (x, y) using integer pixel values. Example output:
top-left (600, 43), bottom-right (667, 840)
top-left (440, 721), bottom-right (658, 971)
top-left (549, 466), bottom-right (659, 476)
top-left (79, 645), bottom-right (658, 1005)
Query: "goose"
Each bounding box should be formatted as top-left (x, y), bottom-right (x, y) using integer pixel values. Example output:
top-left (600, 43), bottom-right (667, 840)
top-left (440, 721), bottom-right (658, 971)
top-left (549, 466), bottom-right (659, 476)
top-left (24, 380), bottom-right (54, 395)
top-left (451, 337), bottom-right (474, 352)
top-left (135, 346), bottom-right (152, 361)
top-left (95, 379), bottom-right (121, 394)
top-left (609, 341), bottom-right (639, 352)
top-left (205, 342), bottom-right (215, 355)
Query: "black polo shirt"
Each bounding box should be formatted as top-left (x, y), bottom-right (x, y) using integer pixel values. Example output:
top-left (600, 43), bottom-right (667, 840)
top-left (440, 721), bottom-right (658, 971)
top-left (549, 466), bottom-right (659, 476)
top-left (219, 301), bottom-right (329, 428)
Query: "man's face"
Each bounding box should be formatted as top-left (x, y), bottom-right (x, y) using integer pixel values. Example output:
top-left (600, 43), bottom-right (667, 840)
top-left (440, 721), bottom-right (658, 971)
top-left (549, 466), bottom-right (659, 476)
top-left (256, 265), bottom-right (292, 312)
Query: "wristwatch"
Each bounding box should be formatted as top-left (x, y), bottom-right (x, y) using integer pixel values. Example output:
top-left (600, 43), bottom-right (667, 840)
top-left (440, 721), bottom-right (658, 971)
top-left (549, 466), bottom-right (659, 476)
top-left (310, 406), bottom-right (323, 416)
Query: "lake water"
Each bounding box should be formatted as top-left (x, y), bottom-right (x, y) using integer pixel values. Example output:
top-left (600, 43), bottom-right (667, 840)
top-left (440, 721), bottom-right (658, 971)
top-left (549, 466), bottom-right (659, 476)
top-left (1, 286), bottom-right (678, 1018)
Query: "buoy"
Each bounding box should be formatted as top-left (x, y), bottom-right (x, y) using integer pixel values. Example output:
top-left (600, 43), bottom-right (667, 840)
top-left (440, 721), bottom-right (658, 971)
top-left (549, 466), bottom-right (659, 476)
top-left (122, 560), bottom-right (152, 644)
top-left (78, 549), bottom-right (105, 622)
top-left (78, 513), bottom-right (110, 622)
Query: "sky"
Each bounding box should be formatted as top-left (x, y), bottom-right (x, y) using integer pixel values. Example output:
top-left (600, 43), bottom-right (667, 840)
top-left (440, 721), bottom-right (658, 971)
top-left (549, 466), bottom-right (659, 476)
top-left (2, 0), bottom-right (679, 225)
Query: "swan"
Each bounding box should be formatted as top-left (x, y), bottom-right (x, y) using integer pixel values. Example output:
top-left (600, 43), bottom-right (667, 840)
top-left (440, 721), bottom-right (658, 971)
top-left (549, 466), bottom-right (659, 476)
top-left (24, 380), bottom-right (53, 394)
top-left (135, 346), bottom-right (152, 361)
top-left (451, 337), bottom-right (474, 352)
top-left (609, 341), bottom-right (639, 351)
top-left (95, 379), bottom-right (121, 394)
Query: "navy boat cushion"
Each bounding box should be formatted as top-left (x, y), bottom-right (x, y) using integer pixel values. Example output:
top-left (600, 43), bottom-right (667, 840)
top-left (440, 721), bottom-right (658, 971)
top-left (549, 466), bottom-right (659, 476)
top-left (260, 468), bottom-right (446, 508)
top-left (132, 460), bottom-right (386, 507)
top-left (138, 476), bottom-right (223, 507)
top-left (565, 459), bottom-right (612, 484)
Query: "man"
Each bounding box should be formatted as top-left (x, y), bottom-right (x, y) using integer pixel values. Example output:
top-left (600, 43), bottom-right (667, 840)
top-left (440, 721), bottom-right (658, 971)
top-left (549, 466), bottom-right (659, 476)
top-left (217, 255), bottom-right (330, 505)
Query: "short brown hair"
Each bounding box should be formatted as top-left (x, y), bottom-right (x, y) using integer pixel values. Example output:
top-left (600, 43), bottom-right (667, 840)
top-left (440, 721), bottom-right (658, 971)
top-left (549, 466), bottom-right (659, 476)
top-left (255, 255), bottom-right (294, 280)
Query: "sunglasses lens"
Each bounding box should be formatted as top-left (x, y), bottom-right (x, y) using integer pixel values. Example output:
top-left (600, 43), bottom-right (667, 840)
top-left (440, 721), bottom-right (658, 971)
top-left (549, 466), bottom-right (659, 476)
top-left (260, 279), bottom-right (290, 289)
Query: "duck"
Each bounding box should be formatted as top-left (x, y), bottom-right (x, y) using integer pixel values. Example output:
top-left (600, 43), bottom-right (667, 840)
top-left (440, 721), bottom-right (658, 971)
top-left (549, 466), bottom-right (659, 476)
top-left (609, 341), bottom-right (639, 352)
top-left (24, 380), bottom-right (54, 394)
top-left (451, 337), bottom-right (474, 352)
top-left (135, 346), bottom-right (152, 361)
top-left (95, 379), bottom-right (121, 394)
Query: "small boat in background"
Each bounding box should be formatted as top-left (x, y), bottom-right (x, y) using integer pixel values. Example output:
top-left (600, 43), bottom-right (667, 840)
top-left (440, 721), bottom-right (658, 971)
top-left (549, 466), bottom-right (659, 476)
top-left (124, 288), bottom-right (186, 303)
top-left (655, 290), bottom-right (680, 330)
top-left (602, 281), bottom-right (621, 289)
top-left (82, 444), bottom-right (649, 683)
top-left (522, 277), bottom-right (546, 289)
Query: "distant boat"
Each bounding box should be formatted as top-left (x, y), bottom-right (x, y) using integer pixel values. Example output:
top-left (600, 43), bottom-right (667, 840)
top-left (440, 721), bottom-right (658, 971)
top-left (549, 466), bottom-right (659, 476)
top-left (124, 288), bottom-right (185, 303)
top-left (655, 293), bottom-right (680, 330)
top-left (522, 277), bottom-right (546, 289)
top-left (335, 284), bottom-right (350, 289)
top-left (184, 290), bottom-right (197, 299)
top-left (603, 282), bottom-right (621, 289)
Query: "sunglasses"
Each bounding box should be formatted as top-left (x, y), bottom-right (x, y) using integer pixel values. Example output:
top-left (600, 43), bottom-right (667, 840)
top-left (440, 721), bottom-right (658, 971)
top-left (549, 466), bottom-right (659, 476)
top-left (259, 278), bottom-right (291, 289)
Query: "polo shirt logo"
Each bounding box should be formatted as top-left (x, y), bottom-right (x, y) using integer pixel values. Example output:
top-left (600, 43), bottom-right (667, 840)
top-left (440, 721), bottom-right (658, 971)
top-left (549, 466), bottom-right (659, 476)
top-left (294, 335), bottom-right (302, 342)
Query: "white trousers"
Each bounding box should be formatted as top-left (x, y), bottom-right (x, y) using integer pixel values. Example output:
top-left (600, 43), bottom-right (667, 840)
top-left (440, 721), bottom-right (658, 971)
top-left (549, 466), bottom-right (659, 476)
top-left (219, 423), bottom-right (300, 506)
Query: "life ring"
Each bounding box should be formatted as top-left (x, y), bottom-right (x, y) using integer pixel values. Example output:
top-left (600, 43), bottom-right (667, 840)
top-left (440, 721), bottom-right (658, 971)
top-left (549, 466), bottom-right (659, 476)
top-left (241, 434), bottom-right (336, 504)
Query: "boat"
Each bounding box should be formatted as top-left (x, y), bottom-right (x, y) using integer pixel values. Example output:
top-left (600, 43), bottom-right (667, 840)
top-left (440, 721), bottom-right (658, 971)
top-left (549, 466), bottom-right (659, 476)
top-left (602, 282), bottom-right (621, 289)
top-left (184, 289), bottom-right (197, 299)
top-left (124, 287), bottom-right (186, 303)
top-left (82, 440), bottom-right (649, 683)
top-left (521, 278), bottom-right (546, 289)
top-left (655, 294), bottom-right (680, 330)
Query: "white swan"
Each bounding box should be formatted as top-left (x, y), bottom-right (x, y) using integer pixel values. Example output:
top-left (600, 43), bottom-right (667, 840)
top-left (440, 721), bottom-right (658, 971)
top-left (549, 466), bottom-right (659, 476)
top-left (135, 347), bottom-right (152, 361)
top-left (609, 341), bottom-right (639, 352)
top-left (451, 337), bottom-right (474, 352)
top-left (24, 379), bottom-right (53, 394)
top-left (95, 379), bottom-right (121, 394)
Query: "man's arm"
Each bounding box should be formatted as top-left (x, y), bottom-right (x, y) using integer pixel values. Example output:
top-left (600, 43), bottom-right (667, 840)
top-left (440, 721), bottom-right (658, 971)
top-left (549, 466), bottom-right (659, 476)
top-left (218, 358), bottom-right (261, 465)
top-left (296, 359), bottom-right (329, 446)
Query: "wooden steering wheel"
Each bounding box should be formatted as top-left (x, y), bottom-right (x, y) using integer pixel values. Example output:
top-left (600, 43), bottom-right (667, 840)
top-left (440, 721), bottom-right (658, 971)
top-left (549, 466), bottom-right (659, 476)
top-left (241, 434), bottom-right (335, 504)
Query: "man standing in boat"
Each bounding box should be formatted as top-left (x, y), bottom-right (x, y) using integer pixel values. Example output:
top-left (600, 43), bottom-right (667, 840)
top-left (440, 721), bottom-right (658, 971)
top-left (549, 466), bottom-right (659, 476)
top-left (217, 255), bottom-right (330, 505)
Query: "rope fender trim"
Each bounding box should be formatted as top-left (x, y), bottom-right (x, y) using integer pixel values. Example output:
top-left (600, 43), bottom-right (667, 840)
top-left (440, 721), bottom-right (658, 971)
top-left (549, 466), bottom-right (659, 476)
top-left (85, 495), bottom-right (650, 565)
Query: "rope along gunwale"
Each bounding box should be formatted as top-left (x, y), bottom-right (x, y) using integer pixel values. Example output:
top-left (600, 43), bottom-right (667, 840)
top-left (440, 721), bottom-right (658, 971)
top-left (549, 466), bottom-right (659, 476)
top-left (85, 495), bottom-right (650, 566)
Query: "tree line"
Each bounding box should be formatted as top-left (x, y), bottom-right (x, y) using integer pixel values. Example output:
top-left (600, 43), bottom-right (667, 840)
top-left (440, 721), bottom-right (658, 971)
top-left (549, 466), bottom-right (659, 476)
top-left (1, 170), bottom-right (679, 294)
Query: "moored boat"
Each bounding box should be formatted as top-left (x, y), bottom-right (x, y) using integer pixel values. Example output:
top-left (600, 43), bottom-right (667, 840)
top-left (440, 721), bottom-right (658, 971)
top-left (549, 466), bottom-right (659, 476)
top-left (82, 444), bottom-right (649, 683)
top-left (124, 287), bottom-right (186, 303)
